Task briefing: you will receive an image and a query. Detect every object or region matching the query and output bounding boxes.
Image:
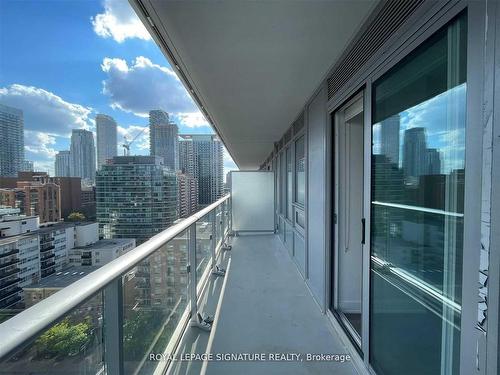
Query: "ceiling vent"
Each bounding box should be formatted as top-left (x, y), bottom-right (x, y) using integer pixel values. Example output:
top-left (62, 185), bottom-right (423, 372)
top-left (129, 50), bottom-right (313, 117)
top-left (327, 0), bottom-right (424, 100)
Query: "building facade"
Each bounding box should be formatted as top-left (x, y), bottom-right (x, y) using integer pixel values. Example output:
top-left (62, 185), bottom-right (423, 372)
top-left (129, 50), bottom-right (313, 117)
top-left (179, 134), bottom-right (223, 207)
top-left (0, 234), bottom-right (40, 309)
top-left (70, 129), bottom-right (96, 183)
top-left (177, 172), bottom-right (198, 218)
top-left (55, 151), bottom-right (71, 177)
top-left (80, 186), bottom-right (96, 220)
top-left (0, 104), bottom-right (24, 178)
top-left (149, 110), bottom-right (179, 171)
top-left (96, 114), bottom-right (117, 169)
top-left (69, 238), bottom-right (135, 267)
top-left (0, 219), bottom-right (106, 311)
top-left (20, 161), bottom-right (34, 172)
top-left (96, 156), bottom-right (178, 244)
top-left (52, 176), bottom-right (82, 220)
top-left (0, 210), bottom-right (40, 309)
top-left (0, 176), bottom-right (61, 223)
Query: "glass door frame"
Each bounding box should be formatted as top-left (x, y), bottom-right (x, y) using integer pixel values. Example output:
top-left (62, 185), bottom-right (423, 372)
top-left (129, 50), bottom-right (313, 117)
top-left (325, 3), bottom-right (484, 374)
top-left (328, 88), bottom-right (371, 357)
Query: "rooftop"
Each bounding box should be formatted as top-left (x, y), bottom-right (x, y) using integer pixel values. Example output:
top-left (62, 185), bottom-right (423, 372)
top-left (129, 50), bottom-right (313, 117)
top-left (74, 238), bottom-right (135, 250)
top-left (24, 266), bottom-right (100, 289)
top-left (37, 221), bottom-right (96, 232)
top-left (0, 232), bottom-right (37, 246)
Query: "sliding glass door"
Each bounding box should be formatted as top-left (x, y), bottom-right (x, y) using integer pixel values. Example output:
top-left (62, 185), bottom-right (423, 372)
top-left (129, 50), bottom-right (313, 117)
top-left (332, 92), bottom-right (365, 348)
top-left (370, 13), bottom-right (467, 375)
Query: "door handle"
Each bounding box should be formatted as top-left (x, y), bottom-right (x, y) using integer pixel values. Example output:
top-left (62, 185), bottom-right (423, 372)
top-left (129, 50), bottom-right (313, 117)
top-left (361, 218), bottom-right (366, 245)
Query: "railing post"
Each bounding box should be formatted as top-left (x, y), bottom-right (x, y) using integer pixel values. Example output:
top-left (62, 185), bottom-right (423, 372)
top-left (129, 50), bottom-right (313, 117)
top-left (188, 223), bottom-right (198, 324)
top-left (221, 201), bottom-right (226, 241)
top-left (228, 196), bottom-right (233, 236)
top-left (104, 278), bottom-right (124, 375)
top-left (221, 199), bottom-right (232, 251)
top-left (211, 210), bottom-right (216, 269)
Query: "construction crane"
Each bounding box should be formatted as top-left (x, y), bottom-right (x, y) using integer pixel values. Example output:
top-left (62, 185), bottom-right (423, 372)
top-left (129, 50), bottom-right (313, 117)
top-left (122, 126), bottom-right (148, 156)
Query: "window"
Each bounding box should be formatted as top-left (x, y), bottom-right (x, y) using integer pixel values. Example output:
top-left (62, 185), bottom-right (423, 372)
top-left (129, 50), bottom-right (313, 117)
top-left (280, 152), bottom-right (286, 215)
top-left (286, 147), bottom-right (292, 220)
top-left (370, 14), bottom-right (466, 375)
top-left (295, 136), bottom-right (305, 206)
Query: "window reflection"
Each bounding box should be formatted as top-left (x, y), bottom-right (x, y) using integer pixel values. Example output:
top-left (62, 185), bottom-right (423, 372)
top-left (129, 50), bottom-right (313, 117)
top-left (370, 13), bottom-right (466, 375)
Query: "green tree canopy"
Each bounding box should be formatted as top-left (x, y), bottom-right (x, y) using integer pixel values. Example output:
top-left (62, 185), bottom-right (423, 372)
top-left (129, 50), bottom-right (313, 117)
top-left (35, 318), bottom-right (91, 357)
top-left (67, 212), bottom-right (86, 222)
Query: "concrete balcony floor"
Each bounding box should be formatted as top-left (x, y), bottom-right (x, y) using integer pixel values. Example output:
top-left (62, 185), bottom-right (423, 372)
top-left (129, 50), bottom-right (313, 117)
top-left (168, 234), bottom-right (359, 375)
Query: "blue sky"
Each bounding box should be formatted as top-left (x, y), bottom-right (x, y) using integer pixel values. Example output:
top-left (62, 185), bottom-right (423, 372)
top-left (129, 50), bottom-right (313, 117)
top-left (372, 83), bottom-right (466, 174)
top-left (0, 0), bottom-right (237, 174)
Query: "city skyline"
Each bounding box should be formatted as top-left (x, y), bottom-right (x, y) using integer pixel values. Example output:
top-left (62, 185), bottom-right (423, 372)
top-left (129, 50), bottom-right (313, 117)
top-left (0, 0), bottom-right (237, 175)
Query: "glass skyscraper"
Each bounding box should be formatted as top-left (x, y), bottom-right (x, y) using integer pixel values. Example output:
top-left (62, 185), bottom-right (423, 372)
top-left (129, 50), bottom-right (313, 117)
top-left (70, 129), bottom-right (96, 183)
top-left (96, 114), bottom-right (117, 169)
top-left (179, 134), bottom-right (223, 207)
top-left (0, 104), bottom-right (24, 177)
top-left (96, 156), bottom-right (178, 244)
top-left (149, 110), bottom-right (179, 171)
top-left (55, 150), bottom-right (71, 177)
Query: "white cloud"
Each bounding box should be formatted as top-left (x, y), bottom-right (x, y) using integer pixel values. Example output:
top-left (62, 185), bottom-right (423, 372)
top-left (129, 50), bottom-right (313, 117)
top-left (101, 56), bottom-right (196, 118)
top-left (173, 112), bottom-right (211, 129)
top-left (91, 0), bottom-right (150, 43)
top-left (0, 84), bottom-right (92, 136)
top-left (117, 125), bottom-right (150, 153)
top-left (24, 131), bottom-right (57, 159)
top-left (23, 131), bottom-right (58, 175)
top-left (32, 161), bottom-right (55, 175)
top-left (223, 148), bottom-right (238, 175)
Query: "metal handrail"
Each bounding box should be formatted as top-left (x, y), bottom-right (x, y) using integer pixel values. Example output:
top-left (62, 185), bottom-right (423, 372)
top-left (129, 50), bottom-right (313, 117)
top-left (0, 194), bottom-right (230, 360)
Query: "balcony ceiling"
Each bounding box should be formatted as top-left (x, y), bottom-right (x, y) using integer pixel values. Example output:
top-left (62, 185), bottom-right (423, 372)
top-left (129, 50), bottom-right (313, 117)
top-left (135, 1), bottom-right (377, 169)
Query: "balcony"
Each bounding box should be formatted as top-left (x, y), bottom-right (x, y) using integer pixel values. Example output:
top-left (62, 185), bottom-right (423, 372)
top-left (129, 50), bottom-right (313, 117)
top-left (0, 268), bottom-right (20, 280)
top-left (169, 234), bottom-right (356, 375)
top-left (0, 277), bottom-right (21, 290)
top-left (40, 253), bottom-right (55, 262)
top-left (41, 261), bottom-right (56, 277)
top-left (0, 249), bottom-right (19, 259)
top-left (0, 175), bottom-right (358, 375)
top-left (0, 259), bottom-right (20, 270)
top-left (40, 245), bottom-right (55, 253)
top-left (0, 287), bottom-right (22, 302)
top-left (0, 295), bottom-right (22, 310)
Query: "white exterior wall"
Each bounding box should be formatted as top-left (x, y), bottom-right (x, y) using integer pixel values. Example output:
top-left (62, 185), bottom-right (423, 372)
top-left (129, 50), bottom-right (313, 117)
top-left (17, 235), bottom-right (40, 287)
top-left (53, 229), bottom-right (68, 270)
top-left (65, 226), bottom-right (75, 250)
top-left (70, 238), bottom-right (135, 266)
top-left (0, 216), bottom-right (39, 237)
top-left (74, 223), bottom-right (99, 247)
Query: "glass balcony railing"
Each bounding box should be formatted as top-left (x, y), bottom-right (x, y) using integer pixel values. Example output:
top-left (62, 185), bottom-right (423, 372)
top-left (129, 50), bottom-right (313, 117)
top-left (0, 195), bottom-right (231, 375)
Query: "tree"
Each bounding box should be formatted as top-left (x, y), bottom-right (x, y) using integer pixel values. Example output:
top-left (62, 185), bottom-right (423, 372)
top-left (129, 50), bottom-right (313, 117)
top-left (67, 212), bottom-right (85, 222)
top-left (35, 318), bottom-right (91, 357)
